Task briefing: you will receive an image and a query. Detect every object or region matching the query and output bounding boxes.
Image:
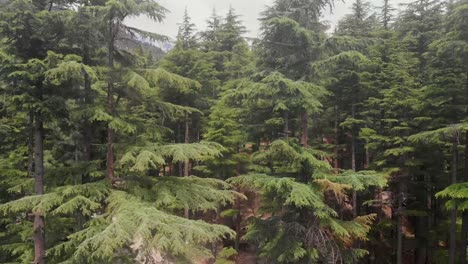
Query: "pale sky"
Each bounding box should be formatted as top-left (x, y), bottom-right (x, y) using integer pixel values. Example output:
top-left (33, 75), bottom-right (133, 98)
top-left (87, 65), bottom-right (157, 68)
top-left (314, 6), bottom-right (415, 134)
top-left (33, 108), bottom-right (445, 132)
top-left (126, 0), bottom-right (411, 41)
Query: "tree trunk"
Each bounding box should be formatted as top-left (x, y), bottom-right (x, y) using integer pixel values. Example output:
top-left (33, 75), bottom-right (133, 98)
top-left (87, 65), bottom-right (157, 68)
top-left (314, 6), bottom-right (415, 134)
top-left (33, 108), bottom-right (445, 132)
top-left (300, 111), bottom-right (308, 147)
top-left (184, 114), bottom-right (190, 218)
top-left (106, 88), bottom-right (115, 181)
top-left (397, 209), bottom-right (403, 264)
top-left (461, 212), bottom-right (468, 264)
top-left (416, 215), bottom-right (427, 264)
top-left (461, 134), bottom-right (468, 264)
top-left (365, 145), bottom-right (370, 168)
top-left (283, 110), bottom-right (289, 139)
top-left (28, 111), bottom-right (34, 178)
top-left (351, 133), bottom-right (357, 218)
top-left (106, 18), bottom-right (115, 183)
top-left (396, 179), bottom-right (404, 264)
top-left (334, 105), bottom-right (339, 170)
top-left (351, 103), bottom-right (358, 218)
top-left (426, 172), bottom-right (433, 264)
top-left (461, 72), bottom-right (468, 264)
top-left (82, 45), bottom-right (92, 163)
top-left (33, 112), bottom-right (45, 264)
top-left (184, 114), bottom-right (190, 177)
top-left (449, 139), bottom-right (458, 264)
top-left (176, 123), bottom-right (183, 176)
top-left (195, 113), bottom-right (200, 142)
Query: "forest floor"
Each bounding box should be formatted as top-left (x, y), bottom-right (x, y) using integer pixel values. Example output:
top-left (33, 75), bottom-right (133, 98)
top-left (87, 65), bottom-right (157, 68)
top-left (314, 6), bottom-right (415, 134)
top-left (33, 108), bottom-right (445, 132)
top-left (236, 251), bottom-right (257, 264)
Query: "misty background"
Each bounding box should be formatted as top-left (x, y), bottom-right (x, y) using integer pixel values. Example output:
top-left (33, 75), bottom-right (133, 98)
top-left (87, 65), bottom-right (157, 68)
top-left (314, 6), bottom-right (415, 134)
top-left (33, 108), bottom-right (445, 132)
top-left (126, 0), bottom-right (412, 40)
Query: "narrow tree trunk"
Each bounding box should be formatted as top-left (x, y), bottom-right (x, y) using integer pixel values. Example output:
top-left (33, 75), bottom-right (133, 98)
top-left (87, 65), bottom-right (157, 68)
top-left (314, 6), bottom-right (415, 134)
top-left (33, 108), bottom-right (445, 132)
top-left (416, 215), bottom-right (427, 264)
top-left (28, 111), bottom-right (34, 178)
top-left (82, 46), bottom-right (92, 163)
top-left (184, 114), bottom-right (190, 177)
top-left (234, 186), bottom-right (242, 251)
top-left (283, 110), bottom-right (289, 139)
top-left (351, 103), bottom-right (358, 218)
top-left (106, 89), bottom-right (115, 181)
top-left (449, 139), bottom-right (458, 264)
top-left (461, 134), bottom-right (468, 264)
top-left (396, 180), bottom-right (404, 264)
top-left (397, 209), bottom-right (403, 264)
top-left (184, 114), bottom-right (190, 218)
top-left (334, 105), bottom-right (339, 170)
top-left (462, 211), bottom-right (468, 264)
top-left (33, 112), bottom-right (45, 264)
top-left (351, 135), bottom-right (357, 218)
top-left (426, 172), bottom-right (433, 264)
top-left (195, 113), bottom-right (200, 142)
top-left (365, 145), bottom-right (370, 168)
top-left (461, 72), bottom-right (468, 264)
top-left (300, 111), bottom-right (308, 147)
top-left (176, 123), bottom-right (183, 177)
top-left (106, 18), bottom-right (115, 183)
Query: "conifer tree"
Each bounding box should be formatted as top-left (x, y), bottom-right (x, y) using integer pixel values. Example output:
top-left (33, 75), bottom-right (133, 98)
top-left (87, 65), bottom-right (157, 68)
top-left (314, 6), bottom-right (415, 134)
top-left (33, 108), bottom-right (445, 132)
top-left (201, 9), bottom-right (222, 52)
top-left (218, 7), bottom-right (247, 52)
top-left (336, 0), bottom-right (377, 37)
top-left (379, 0), bottom-right (396, 29)
top-left (1, 0), bottom-right (468, 263)
top-left (176, 8), bottom-right (198, 50)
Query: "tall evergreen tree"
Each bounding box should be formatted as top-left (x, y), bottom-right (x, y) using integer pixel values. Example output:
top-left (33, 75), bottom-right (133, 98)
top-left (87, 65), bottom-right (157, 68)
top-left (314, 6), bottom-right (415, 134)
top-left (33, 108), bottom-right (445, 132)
top-left (176, 8), bottom-right (198, 50)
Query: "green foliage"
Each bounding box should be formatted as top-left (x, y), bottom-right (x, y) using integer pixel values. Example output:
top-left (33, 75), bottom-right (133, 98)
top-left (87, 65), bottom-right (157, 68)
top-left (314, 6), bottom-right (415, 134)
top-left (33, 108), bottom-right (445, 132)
top-left (214, 247), bottom-right (237, 264)
top-left (1, 0), bottom-right (467, 263)
top-left (230, 172), bottom-right (377, 263)
top-left (229, 174), bottom-right (334, 217)
top-left (0, 182), bottom-right (109, 216)
top-left (408, 123), bottom-right (468, 145)
top-left (319, 170), bottom-right (388, 191)
top-left (51, 190), bottom-right (235, 263)
top-left (148, 176), bottom-right (243, 212)
top-left (437, 183), bottom-right (468, 211)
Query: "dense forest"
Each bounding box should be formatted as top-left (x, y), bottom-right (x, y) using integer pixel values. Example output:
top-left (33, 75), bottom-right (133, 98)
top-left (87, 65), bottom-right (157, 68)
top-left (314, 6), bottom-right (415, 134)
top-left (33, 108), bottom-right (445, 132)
top-left (0, 0), bottom-right (467, 263)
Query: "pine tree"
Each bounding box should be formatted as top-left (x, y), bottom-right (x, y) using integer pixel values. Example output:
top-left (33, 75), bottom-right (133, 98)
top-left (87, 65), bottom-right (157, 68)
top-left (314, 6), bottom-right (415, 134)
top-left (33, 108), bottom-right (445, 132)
top-left (379, 0), bottom-right (396, 29)
top-left (175, 8), bottom-right (198, 50)
top-left (228, 139), bottom-right (384, 263)
top-left (218, 7), bottom-right (247, 52)
top-left (336, 0), bottom-right (378, 37)
top-left (201, 8), bottom-right (223, 52)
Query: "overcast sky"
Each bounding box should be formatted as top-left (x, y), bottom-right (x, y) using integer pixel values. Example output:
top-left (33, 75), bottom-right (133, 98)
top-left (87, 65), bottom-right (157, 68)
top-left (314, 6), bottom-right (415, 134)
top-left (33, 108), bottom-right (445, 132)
top-left (126, 0), bottom-right (411, 41)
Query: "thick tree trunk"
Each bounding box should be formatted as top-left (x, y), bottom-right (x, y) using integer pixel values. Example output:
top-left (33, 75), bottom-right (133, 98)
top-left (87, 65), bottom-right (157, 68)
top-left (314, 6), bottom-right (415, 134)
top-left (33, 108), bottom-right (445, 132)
top-left (449, 139), bottom-right (458, 264)
top-left (300, 111), bottom-right (308, 147)
top-left (33, 113), bottom-right (45, 264)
